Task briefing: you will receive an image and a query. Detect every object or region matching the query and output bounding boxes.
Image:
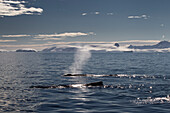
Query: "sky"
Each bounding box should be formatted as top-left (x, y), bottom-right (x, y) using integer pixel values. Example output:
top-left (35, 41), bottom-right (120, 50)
top-left (0, 0), bottom-right (170, 51)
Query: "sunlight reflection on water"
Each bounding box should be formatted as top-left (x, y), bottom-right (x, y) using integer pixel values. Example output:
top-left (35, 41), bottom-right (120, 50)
top-left (0, 52), bottom-right (170, 112)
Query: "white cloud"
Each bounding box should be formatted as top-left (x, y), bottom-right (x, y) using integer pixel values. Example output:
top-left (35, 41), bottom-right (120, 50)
top-left (0, 0), bottom-right (43, 17)
top-left (82, 13), bottom-right (87, 16)
top-left (37, 32), bottom-right (90, 38)
top-left (0, 43), bottom-right (52, 51)
top-left (117, 40), bottom-right (160, 43)
top-left (81, 11), bottom-right (115, 16)
top-left (0, 39), bottom-right (16, 42)
top-left (1, 32), bottom-right (95, 41)
top-left (116, 40), bottom-right (160, 46)
top-left (34, 32), bottom-right (95, 40)
top-left (160, 24), bottom-right (164, 27)
top-left (2, 0), bottom-right (25, 4)
top-left (0, 41), bottom-right (113, 51)
top-left (2, 34), bottom-right (31, 37)
top-left (128, 14), bottom-right (149, 19)
top-left (33, 38), bottom-right (63, 41)
top-left (94, 12), bottom-right (100, 15)
top-left (82, 11), bottom-right (104, 16)
top-left (107, 13), bottom-right (113, 15)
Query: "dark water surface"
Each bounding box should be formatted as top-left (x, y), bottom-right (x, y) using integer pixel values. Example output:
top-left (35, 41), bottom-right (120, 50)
top-left (0, 52), bottom-right (170, 113)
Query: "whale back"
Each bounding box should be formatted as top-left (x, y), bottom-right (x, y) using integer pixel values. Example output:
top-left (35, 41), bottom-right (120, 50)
top-left (85, 81), bottom-right (103, 87)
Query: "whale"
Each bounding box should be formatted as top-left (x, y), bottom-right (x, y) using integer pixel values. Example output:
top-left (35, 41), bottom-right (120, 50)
top-left (30, 81), bottom-right (104, 89)
top-left (63, 74), bottom-right (118, 77)
top-left (64, 74), bottom-right (88, 76)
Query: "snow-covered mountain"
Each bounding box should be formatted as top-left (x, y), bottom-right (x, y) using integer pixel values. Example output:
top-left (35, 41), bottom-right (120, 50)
top-left (42, 47), bottom-right (78, 52)
top-left (41, 41), bottom-right (170, 53)
top-left (128, 41), bottom-right (170, 49)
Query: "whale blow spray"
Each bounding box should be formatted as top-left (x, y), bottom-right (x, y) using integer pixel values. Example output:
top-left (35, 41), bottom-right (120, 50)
top-left (67, 45), bottom-right (91, 74)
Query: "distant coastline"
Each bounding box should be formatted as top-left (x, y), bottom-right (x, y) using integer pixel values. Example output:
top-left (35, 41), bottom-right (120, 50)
top-left (128, 41), bottom-right (170, 49)
top-left (1, 41), bottom-right (170, 53)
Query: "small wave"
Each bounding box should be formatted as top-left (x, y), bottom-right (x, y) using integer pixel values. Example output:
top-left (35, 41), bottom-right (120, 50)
top-left (133, 95), bottom-right (170, 104)
top-left (64, 74), bottom-right (150, 77)
top-left (115, 74), bottom-right (155, 78)
top-left (94, 74), bottom-right (164, 80)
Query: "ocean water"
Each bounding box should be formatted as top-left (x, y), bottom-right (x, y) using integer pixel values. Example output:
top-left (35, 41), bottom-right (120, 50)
top-left (0, 52), bottom-right (170, 113)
